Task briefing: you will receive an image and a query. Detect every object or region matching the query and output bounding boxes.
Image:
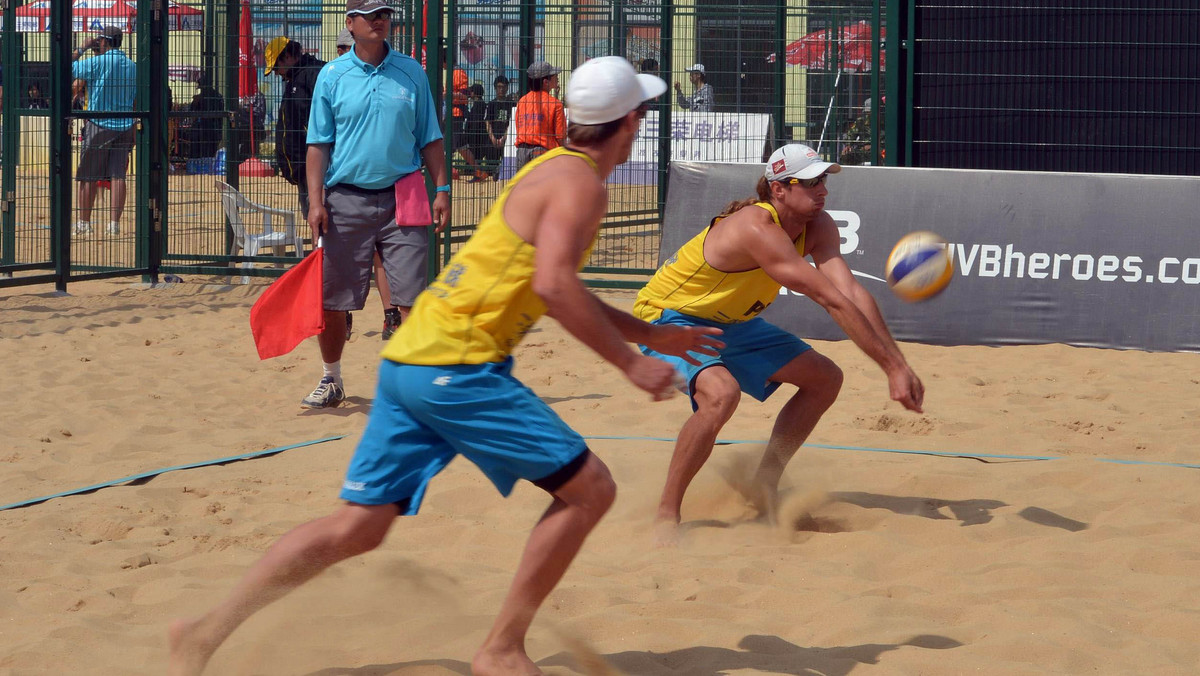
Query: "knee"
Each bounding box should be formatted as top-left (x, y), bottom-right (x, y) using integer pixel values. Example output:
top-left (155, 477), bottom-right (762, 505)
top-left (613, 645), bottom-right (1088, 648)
top-left (569, 457), bottom-right (618, 519)
top-left (324, 509), bottom-right (391, 557)
top-left (695, 382), bottom-right (741, 423)
top-left (813, 359), bottom-right (844, 406)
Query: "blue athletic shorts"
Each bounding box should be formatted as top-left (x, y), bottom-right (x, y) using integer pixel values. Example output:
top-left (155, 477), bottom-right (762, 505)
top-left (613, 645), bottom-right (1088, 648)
top-left (639, 310), bottom-right (812, 410)
top-left (340, 357), bottom-right (588, 513)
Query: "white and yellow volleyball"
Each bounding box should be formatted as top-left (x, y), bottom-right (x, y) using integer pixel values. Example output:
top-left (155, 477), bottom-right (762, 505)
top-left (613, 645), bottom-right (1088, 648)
top-left (884, 231), bottom-right (954, 302)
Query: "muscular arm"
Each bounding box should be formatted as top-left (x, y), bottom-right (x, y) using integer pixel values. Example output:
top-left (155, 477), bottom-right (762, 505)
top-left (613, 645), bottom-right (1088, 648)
top-left (807, 213), bottom-right (901, 350)
top-left (743, 213), bottom-right (905, 375)
top-left (532, 172), bottom-right (639, 372)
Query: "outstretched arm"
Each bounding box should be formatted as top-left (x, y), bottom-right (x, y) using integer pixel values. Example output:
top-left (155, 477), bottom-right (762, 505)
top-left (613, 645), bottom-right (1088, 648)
top-left (744, 213), bottom-right (923, 411)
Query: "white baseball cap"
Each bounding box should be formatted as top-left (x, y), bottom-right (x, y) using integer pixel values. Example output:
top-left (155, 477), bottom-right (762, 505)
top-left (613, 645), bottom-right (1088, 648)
top-left (765, 144), bottom-right (841, 181)
top-left (684, 63), bottom-right (705, 74)
top-left (566, 56), bottom-right (667, 125)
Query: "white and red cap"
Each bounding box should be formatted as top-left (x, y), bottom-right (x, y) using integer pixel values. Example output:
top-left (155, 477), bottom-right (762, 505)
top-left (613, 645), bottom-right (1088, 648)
top-left (765, 144), bottom-right (841, 181)
top-left (566, 56), bottom-right (667, 125)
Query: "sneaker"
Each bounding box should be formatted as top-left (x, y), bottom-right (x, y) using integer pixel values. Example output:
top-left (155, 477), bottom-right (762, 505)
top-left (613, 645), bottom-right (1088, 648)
top-left (74, 223), bottom-right (93, 236)
top-left (345, 311), bottom-right (354, 341)
top-left (106, 223), bottom-right (120, 235)
top-left (301, 376), bottom-right (345, 409)
top-left (382, 308), bottom-right (402, 341)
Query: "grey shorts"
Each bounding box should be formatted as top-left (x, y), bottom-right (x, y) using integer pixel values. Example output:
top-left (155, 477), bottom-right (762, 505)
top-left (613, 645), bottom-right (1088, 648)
top-left (76, 121), bottom-right (136, 181)
top-left (323, 183), bottom-right (429, 312)
top-left (515, 145), bottom-right (548, 170)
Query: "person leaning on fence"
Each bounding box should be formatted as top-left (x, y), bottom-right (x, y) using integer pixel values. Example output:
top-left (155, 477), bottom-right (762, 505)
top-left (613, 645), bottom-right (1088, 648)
top-left (264, 36), bottom-right (325, 220)
top-left (70, 26), bottom-right (137, 237)
top-left (513, 60), bottom-right (565, 170)
top-left (634, 143), bottom-right (924, 547)
top-left (482, 73), bottom-right (516, 180)
top-left (293, 0), bottom-right (450, 410)
top-left (167, 54), bottom-right (724, 676)
top-left (674, 63), bottom-right (714, 113)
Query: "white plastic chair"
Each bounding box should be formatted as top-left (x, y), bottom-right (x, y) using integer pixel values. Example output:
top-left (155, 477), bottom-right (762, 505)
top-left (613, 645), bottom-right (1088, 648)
top-left (215, 180), bottom-right (304, 283)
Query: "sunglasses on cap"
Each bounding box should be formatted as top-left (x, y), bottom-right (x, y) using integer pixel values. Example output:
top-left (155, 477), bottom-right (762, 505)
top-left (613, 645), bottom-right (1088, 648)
top-left (353, 9), bottom-right (393, 22)
top-left (782, 174), bottom-right (828, 188)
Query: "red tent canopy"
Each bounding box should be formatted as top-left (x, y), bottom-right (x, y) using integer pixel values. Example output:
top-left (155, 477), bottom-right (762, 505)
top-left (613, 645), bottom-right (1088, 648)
top-left (14, 0), bottom-right (202, 33)
top-left (768, 21), bottom-right (883, 72)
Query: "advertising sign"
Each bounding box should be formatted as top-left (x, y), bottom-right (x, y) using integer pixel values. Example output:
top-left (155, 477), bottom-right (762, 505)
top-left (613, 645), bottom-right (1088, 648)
top-left (661, 162), bottom-right (1200, 352)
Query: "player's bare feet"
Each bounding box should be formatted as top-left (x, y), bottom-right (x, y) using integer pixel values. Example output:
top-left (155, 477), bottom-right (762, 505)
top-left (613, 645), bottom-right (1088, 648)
top-left (167, 617), bottom-right (219, 676)
top-left (471, 644), bottom-right (544, 676)
top-left (652, 517), bottom-right (681, 548)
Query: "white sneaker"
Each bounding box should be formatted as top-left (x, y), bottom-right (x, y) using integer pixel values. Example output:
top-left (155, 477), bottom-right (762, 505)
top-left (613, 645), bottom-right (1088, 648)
top-left (301, 376), bottom-right (345, 409)
top-left (74, 223), bottom-right (93, 236)
top-left (106, 223), bottom-right (120, 235)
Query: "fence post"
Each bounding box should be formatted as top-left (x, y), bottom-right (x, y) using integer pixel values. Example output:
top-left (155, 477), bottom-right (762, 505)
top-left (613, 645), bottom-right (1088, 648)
top-left (656, 0), bottom-right (673, 223)
top-left (0, 0), bottom-right (17, 272)
top-left (49, 0), bottom-right (74, 291)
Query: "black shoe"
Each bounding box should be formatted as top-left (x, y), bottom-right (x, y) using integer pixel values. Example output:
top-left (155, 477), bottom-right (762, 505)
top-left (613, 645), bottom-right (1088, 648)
top-left (382, 308), bottom-right (402, 340)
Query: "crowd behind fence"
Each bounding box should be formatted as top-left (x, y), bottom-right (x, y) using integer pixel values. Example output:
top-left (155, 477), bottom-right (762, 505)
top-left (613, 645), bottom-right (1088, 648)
top-left (1, 0), bottom-right (1195, 292)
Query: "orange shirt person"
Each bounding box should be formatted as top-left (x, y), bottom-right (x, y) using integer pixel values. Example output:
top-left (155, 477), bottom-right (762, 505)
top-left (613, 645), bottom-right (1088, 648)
top-left (514, 60), bottom-right (566, 169)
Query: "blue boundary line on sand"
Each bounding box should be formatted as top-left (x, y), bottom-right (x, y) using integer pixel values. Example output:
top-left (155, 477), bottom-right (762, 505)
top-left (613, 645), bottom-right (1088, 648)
top-left (582, 435), bottom-right (1200, 468)
top-left (0, 435), bottom-right (346, 513)
top-left (5, 434), bottom-right (1195, 514)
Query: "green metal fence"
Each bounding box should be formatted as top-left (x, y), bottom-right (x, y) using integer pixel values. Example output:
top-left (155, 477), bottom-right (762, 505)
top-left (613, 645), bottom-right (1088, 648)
top-left (4, 1), bottom-right (1191, 292)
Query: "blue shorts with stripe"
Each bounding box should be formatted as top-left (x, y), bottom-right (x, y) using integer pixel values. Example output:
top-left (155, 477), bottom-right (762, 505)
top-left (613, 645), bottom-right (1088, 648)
top-left (340, 358), bottom-right (587, 513)
top-left (639, 310), bottom-right (812, 410)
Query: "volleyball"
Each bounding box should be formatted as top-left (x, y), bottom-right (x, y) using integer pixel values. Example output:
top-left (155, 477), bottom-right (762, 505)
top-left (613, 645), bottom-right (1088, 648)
top-left (884, 231), bottom-right (954, 302)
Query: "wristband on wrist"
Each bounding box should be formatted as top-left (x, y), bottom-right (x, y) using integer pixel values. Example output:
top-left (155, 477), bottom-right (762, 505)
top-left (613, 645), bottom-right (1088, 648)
top-left (435, 184), bottom-right (450, 194)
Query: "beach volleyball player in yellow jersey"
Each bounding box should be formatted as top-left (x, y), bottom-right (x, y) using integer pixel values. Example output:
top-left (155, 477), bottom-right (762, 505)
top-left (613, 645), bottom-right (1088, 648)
top-left (168, 56), bottom-right (723, 676)
top-left (634, 143), bottom-right (924, 546)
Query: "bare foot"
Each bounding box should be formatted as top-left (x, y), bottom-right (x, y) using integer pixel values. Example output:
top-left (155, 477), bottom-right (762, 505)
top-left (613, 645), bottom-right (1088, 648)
top-left (167, 617), bottom-right (219, 676)
top-left (472, 644), bottom-right (544, 676)
top-left (652, 518), bottom-right (681, 548)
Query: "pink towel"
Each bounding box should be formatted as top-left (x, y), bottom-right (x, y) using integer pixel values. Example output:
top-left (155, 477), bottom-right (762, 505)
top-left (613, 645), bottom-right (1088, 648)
top-left (394, 170), bottom-right (433, 226)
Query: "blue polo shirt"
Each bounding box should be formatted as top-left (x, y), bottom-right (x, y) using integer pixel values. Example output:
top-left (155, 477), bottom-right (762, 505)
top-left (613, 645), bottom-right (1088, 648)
top-left (71, 49), bottom-right (137, 130)
top-left (307, 44), bottom-right (442, 190)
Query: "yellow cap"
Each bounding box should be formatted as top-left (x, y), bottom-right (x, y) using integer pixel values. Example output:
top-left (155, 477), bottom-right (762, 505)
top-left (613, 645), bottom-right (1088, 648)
top-left (263, 37), bottom-right (290, 75)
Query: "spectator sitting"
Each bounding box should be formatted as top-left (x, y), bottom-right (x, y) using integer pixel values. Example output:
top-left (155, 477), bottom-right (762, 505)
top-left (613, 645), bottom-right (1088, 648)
top-left (25, 83), bottom-right (48, 109)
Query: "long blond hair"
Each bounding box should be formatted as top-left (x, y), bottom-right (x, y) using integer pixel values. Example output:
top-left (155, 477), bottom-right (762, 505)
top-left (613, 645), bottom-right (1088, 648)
top-left (717, 176), bottom-right (772, 218)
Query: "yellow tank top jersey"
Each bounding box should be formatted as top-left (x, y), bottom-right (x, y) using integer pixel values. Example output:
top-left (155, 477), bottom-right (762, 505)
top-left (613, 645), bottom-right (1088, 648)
top-left (633, 202), bottom-right (803, 324)
top-left (381, 147), bottom-right (599, 365)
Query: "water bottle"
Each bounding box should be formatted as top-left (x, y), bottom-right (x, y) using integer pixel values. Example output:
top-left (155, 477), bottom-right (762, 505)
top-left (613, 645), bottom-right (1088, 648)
top-left (214, 148), bottom-right (226, 175)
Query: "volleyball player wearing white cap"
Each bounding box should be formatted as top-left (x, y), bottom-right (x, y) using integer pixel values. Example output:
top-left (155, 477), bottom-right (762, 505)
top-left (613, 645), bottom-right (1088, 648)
top-left (635, 143), bottom-right (924, 546)
top-left (168, 56), bottom-right (724, 676)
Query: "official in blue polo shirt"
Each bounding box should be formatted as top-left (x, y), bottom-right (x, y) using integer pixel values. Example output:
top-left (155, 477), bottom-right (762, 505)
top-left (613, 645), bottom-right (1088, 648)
top-left (299, 0), bottom-right (451, 409)
top-left (70, 26), bottom-right (137, 238)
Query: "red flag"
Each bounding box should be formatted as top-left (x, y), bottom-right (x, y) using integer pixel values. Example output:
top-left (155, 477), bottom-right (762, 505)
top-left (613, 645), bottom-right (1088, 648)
top-left (249, 248), bottom-right (325, 360)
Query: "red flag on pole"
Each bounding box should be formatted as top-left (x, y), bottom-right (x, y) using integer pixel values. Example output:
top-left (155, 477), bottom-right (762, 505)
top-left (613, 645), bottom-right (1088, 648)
top-left (249, 248), bottom-right (326, 359)
top-left (237, 1), bottom-right (273, 176)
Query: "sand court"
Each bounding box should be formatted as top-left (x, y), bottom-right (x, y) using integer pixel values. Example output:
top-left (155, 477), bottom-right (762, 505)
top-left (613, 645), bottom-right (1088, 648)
top-left (2, 280), bottom-right (1199, 674)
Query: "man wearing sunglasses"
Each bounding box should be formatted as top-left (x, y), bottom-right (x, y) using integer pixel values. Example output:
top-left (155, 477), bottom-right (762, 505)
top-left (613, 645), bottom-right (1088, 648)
top-left (634, 143), bottom-right (925, 546)
top-left (289, 0), bottom-right (451, 410)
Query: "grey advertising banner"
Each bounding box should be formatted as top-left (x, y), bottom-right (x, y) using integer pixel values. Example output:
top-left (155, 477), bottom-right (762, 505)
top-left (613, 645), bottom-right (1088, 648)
top-left (661, 162), bottom-right (1200, 352)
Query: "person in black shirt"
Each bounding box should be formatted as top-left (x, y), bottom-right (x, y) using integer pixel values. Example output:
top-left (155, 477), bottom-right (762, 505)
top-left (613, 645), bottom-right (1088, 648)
top-left (482, 74), bottom-right (516, 181)
top-left (264, 37), bottom-right (326, 217)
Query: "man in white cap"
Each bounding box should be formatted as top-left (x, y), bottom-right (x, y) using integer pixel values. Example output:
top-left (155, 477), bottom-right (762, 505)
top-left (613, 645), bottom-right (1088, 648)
top-left (674, 62), bottom-right (714, 112)
top-left (167, 55), bottom-right (723, 676)
top-left (634, 143), bottom-right (924, 546)
top-left (334, 27), bottom-right (354, 56)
